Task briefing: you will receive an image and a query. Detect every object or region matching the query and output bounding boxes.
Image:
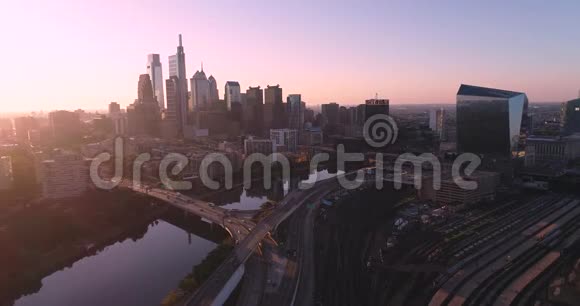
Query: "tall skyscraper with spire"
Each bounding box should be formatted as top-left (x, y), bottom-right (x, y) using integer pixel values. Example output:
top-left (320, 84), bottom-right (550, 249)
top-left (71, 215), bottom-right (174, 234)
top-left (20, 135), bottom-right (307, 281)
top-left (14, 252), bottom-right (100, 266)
top-left (147, 54), bottom-right (165, 110)
top-left (168, 34), bottom-right (188, 132)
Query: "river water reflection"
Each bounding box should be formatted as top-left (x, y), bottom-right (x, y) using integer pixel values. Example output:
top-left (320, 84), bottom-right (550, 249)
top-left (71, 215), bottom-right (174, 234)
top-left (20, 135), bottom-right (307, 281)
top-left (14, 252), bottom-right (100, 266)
top-left (14, 168), bottom-right (342, 306)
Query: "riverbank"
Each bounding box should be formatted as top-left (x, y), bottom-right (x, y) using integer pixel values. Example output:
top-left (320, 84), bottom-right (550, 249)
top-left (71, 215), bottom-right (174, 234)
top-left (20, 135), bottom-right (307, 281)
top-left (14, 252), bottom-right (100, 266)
top-left (0, 190), bottom-right (167, 305)
top-left (161, 240), bottom-right (234, 306)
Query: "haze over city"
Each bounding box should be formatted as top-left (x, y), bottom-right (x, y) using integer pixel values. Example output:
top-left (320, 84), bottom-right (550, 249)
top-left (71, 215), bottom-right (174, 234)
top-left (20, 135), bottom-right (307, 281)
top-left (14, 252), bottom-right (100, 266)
top-left (2, 2), bottom-right (580, 306)
top-left (3, 0), bottom-right (580, 112)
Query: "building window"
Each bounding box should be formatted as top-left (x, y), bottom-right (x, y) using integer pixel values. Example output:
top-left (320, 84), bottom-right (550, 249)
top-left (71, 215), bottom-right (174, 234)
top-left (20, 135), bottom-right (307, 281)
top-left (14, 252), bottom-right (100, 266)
top-left (575, 107), bottom-right (580, 111)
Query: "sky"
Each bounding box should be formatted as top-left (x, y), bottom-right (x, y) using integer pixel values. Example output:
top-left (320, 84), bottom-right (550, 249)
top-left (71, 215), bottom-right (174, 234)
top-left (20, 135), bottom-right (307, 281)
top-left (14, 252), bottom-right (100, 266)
top-left (2, 0), bottom-right (580, 112)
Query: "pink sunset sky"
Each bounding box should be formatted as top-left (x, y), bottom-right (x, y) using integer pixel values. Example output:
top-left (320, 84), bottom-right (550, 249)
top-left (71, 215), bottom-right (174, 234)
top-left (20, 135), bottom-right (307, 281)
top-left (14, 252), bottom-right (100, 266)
top-left (2, 0), bottom-right (580, 112)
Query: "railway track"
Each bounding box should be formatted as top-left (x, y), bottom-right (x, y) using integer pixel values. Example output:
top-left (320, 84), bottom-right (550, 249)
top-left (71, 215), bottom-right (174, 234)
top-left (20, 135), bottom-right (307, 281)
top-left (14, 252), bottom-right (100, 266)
top-left (429, 197), bottom-right (580, 306)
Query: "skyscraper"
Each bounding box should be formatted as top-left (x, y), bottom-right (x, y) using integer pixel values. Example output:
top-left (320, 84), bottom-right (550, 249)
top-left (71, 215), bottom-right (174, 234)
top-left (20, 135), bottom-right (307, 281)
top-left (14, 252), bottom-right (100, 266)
top-left (321, 103), bottom-right (340, 127)
top-left (225, 81), bottom-right (241, 110)
top-left (365, 98), bottom-right (390, 121)
top-left (562, 98), bottom-right (580, 135)
top-left (165, 76), bottom-right (183, 130)
top-left (429, 108), bottom-right (446, 141)
top-left (127, 74), bottom-right (161, 136)
top-left (456, 84), bottom-right (528, 157)
top-left (168, 34), bottom-right (188, 127)
top-left (244, 86), bottom-right (264, 134)
top-left (49, 110), bottom-right (82, 144)
top-left (287, 94), bottom-right (304, 131)
top-left (190, 66), bottom-right (210, 111)
top-left (265, 84), bottom-right (285, 129)
top-left (108, 102), bottom-right (121, 115)
top-left (147, 54), bottom-right (165, 110)
top-left (208, 75), bottom-right (219, 104)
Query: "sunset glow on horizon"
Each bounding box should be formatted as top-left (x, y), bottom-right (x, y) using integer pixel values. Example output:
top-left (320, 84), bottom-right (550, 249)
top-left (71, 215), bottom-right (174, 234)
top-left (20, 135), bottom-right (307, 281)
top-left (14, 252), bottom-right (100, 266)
top-left (2, 0), bottom-right (580, 112)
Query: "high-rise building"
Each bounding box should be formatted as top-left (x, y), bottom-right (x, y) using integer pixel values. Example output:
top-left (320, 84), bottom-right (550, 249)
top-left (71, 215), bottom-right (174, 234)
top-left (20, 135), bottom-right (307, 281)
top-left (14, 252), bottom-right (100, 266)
top-left (265, 84), bottom-right (283, 104)
top-left (270, 129), bottom-right (298, 153)
top-left (13, 117), bottom-right (38, 141)
top-left (225, 81), bottom-right (241, 110)
top-left (365, 98), bottom-right (389, 121)
top-left (147, 54), bottom-right (165, 110)
top-left (244, 86), bottom-right (264, 134)
top-left (168, 35), bottom-right (188, 125)
top-left (429, 108), bottom-right (446, 141)
top-left (127, 74), bottom-right (161, 136)
top-left (49, 110), bottom-right (82, 144)
top-left (190, 67), bottom-right (210, 111)
top-left (265, 85), bottom-right (285, 129)
top-left (321, 103), bottom-right (340, 127)
top-left (562, 98), bottom-right (580, 135)
top-left (108, 102), bottom-right (121, 115)
top-left (0, 156), bottom-right (13, 191)
top-left (287, 94), bottom-right (304, 131)
top-left (456, 84), bottom-right (528, 157)
top-left (37, 151), bottom-right (91, 199)
top-left (208, 75), bottom-right (219, 104)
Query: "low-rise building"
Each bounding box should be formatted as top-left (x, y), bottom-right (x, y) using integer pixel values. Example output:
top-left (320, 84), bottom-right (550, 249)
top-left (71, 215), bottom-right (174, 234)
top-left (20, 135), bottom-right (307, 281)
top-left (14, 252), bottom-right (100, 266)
top-left (0, 156), bottom-right (13, 191)
top-left (270, 129), bottom-right (298, 153)
top-left (434, 171), bottom-right (500, 208)
top-left (37, 151), bottom-right (92, 199)
top-left (420, 170), bottom-right (500, 209)
top-left (301, 127), bottom-right (323, 146)
top-left (244, 137), bottom-right (273, 156)
top-left (525, 134), bottom-right (580, 167)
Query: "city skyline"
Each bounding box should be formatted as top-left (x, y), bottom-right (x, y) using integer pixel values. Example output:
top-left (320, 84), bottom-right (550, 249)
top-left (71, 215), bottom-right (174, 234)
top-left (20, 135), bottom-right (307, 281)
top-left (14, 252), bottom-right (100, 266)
top-left (3, 1), bottom-right (580, 112)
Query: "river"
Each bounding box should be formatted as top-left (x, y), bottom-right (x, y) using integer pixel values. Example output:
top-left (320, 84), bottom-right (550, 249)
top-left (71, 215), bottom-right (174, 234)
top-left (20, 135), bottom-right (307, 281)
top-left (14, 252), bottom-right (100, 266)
top-left (13, 168), bottom-right (341, 306)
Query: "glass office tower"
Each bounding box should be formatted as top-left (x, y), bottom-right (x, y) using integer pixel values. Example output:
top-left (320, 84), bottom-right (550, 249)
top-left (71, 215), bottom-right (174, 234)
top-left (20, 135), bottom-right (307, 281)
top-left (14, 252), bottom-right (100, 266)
top-left (147, 54), bottom-right (164, 110)
top-left (563, 98), bottom-right (580, 135)
top-left (457, 84), bottom-right (528, 157)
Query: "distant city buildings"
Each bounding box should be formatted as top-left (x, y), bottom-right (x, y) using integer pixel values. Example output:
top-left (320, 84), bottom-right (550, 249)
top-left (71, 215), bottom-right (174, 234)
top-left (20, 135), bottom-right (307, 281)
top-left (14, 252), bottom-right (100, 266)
top-left (168, 34), bottom-right (188, 130)
top-left (147, 54), bottom-right (165, 110)
top-left (127, 74), bottom-right (161, 136)
top-left (225, 81), bottom-right (241, 111)
top-left (456, 84), bottom-right (528, 157)
top-left (108, 102), bottom-right (121, 115)
top-left (429, 108), bottom-right (446, 141)
top-left (37, 151), bottom-right (91, 199)
top-left (0, 156), bottom-right (13, 191)
top-left (208, 75), bottom-right (219, 104)
top-left (321, 103), bottom-right (340, 127)
top-left (265, 85), bottom-right (285, 129)
top-left (49, 110), bottom-right (82, 144)
top-left (190, 67), bottom-right (210, 111)
top-left (287, 94), bottom-right (304, 131)
top-left (13, 116), bottom-right (38, 141)
top-left (562, 98), bottom-right (580, 135)
top-left (270, 129), bottom-right (298, 153)
top-left (365, 98), bottom-right (390, 121)
top-left (244, 86), bottom-right (264, 134)
top-left (107, 102), bottom-right (126, 135)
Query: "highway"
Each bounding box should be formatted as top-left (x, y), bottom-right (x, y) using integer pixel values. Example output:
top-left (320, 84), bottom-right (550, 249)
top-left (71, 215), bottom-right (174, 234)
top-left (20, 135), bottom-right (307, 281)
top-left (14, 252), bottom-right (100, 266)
top-left (184, 174), bottom-right (343, 306)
